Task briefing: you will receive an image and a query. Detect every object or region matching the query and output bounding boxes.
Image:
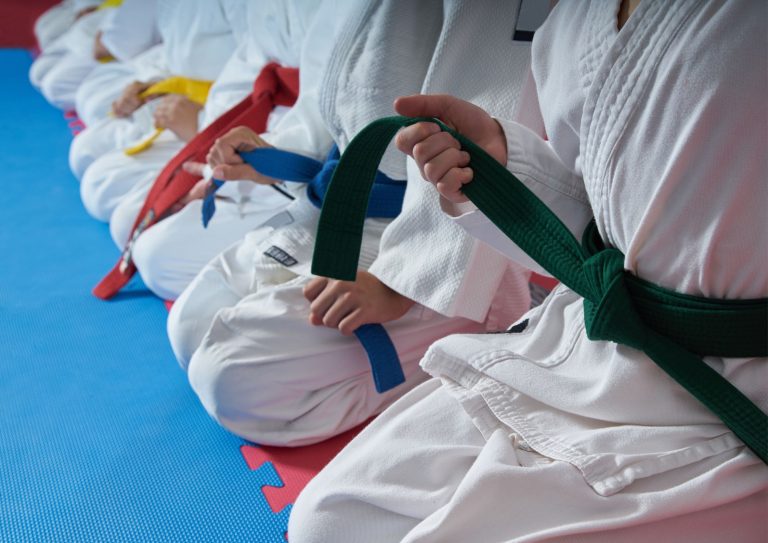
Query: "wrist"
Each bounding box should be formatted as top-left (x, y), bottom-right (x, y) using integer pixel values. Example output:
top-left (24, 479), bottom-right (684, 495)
top-left (491, 117), bottom-right (508, 165)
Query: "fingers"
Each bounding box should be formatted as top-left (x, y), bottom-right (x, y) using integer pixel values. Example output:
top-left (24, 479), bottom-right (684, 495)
top-left (305, 279), bottom-right (359, 329)
top-left (112, 81), bottom-right (148, 117)
top-left (338, 309), bottom-right (365, 336)
top-left (206, 142), bottom-right (242, 169)
top-left (320, 293), bottom-right (357, 329)
top-left (207, 127), bottom-right (255, 167)
top-left (395, 122), bottom-right (441, 155)
top-left (302, 277), bottom-right (328, 302)
top-left (423, 148), bottom-right (470, 184)
top-left (306, 281), bottom-right (339, 326)
top-left (182, 161), bottom-right (206, 177)
top-left (394, 124), bottom-right (472, 202)
top-left (394, 93), bottom-right (461, 120)
top-left (211, 164), bottom-right (275, 184)
top-left (436, 168), bottom-right (473, 202)
top-left (187, 178), bottom-right (210, 201)
top-left (208, 127), bottom-right (261, 162)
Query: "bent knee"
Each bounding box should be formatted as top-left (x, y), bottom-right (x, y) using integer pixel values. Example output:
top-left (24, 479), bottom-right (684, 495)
top-left (186, 341), bottom-right (251, 431)
top-left (40, 72), bottom-right (76, 111)
top-left (108, 200), bottom-right (138, 250)
top-left (131, 232), bottom-right (186, 300)
top-left (80, 167), bottom-right (114, 222)
top-left (69, 130), bottom-right (100, 180)
top-left (185, 338), bottom-right (294, 444)
top-left (288, 484), bottom-right (333, 543)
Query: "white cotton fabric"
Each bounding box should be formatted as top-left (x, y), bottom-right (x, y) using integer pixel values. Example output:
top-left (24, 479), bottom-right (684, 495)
top-left (291, 379), bottom-right (767, 543)
top-left (70, 0), bottom-right (243, 179)
top-left (289, 1), bottom-right (768, 540)
top-left (366, 0), bottom-right (533, 329)
top-left (98, 0), bottom-right (161, 62)
top-left (73, 44), bottom-right (167, 128)
top-left (106, 0), bottom-right (326, 300)
top-left (73, 0), bottom-right (164, 127)
top-left (74, 0), bottom-right (244, 222)
top-left (79, 132), bottom-right (186, 222)
top-left (29, 6), bottom-right (115, 110)
top-left (166, 0), bottom-right (527, 447)
top-left (33, 0), bottom-right (102, 51)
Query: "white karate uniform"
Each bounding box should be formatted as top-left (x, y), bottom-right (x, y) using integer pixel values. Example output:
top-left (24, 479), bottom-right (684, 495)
top-left (73, 0), bottom-right (163, 127)
top-left (107, 0), bottom-right (328, 300)
top-left (289, 1), bottom-right (768, 541)
top-left (74, 0), bottom-right (243, 220)
top-left (33, 0), bottom-right (101, 51)
top-left (166, 0), bottom-right (534, 447)
top-left (29, 4), bottom-right (116, 110)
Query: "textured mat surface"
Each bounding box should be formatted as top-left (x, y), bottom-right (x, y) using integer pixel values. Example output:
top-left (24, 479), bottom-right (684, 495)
top-left (0, 48), bottom-right (352, 543)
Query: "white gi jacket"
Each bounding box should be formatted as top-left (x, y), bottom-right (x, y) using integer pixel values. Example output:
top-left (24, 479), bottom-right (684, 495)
top-left (99, 0), bottom-right (161, 63)
top-left (430, 0), bottom-right (767, 496)
top-left (367, 0), bottom-right (537, 330)
top-left (241, 0), bottom-right (448, 277)
top-left (210, 0), bottom-right (334, 203)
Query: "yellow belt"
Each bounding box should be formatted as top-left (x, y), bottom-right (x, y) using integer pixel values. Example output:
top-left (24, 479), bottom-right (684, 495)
top-left (123, 77), bottom-right (213, 156)
top-left (92, 1), bottom-right (123, 62)
top-left (98, 0), bottom-right (123, 9)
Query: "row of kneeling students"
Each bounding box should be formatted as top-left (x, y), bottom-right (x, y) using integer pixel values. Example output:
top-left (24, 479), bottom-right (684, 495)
top-left (30, 0), bottom-right (768, 541)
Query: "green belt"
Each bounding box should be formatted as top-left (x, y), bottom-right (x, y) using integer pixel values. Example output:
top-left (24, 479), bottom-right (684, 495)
top-left (311, 115), bottom-right (768, 463)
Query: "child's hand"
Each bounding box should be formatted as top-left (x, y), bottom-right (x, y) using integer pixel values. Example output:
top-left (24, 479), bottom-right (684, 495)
top-left (394, 94), bottom-right (507, 203)
top-left (153, 95), bottom-right (202, 142)
top-left (166, 163), bottom-right (210, 213)
top-left (92, 31), bottom-right (111, 61)
top-left (112, 80), bottom-right (151, 118)
top-left (205, 126), bottom-right (277, 184)
top-left (303, 271), bottom-right (414, 335)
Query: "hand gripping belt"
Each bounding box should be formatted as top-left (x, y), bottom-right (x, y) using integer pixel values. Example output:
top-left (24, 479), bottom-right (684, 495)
top-left (202, 144), bottom-right (409, 394)
top-left (310, 116), bottom-right (768, 464)
top-left (93, 63), bottom-right (300, 300)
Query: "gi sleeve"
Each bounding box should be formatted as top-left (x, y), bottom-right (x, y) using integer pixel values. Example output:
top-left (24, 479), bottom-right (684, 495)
top-left (99, 0), bottom-right (161, 62)
top-left (446, 118), bottom-right (593, 276)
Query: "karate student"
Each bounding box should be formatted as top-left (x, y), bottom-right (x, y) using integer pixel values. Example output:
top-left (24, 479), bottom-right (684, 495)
top-left (33, 0), bottom-right (101, 52)
top-left (166, 0), bottom-right (535, 447)
top-left (29, 1), bottom-right (120, 111)
top-left (73, 0), bottom-right (244, 221)
top-left (289, 1), bottom-right (768, 541)
top-left (104, 0), bottom-right (328, 301)
top-left (73, 0), bottom-right (163, 128)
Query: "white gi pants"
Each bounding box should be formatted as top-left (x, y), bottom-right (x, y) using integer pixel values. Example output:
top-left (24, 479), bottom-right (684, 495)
top-left (167, 201), bottom-right (485, 447)
top-left (69, 96), bottom-right (160, 180)
top-left (79, 132), bottom-right (184, 222)
top-left (109, 188), bottom-right (292, 300)
top-left (74, 61), bottom-right (135, 127)
top-left (289, 379), bottom-right (768, 543)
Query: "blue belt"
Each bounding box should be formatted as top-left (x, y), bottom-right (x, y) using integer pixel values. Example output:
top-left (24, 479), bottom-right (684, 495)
top-left (201, 145), bottom-right (408, 393)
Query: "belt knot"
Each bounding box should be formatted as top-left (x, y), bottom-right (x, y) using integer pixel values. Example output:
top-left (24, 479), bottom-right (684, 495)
top-left (582, 248), bottom-right (647, 351)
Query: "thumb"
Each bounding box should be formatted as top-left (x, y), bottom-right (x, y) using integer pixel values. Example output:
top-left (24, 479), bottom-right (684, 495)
top-left (394, 94), bottom-right (461, 122)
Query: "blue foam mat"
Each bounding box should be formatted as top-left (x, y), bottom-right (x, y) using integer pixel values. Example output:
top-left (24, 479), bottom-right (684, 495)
top-left (0, 49), bottom-right (287, 542)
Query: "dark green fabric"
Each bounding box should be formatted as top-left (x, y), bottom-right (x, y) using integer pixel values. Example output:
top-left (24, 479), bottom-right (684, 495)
top-left (311, 115), bottom-right (768, 463)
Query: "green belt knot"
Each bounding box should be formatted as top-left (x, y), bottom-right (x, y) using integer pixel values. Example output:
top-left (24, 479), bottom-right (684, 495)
top-left (310, 115), bottom-right (767, 463)
top-left (582, 248), bottom-right (648, 351)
